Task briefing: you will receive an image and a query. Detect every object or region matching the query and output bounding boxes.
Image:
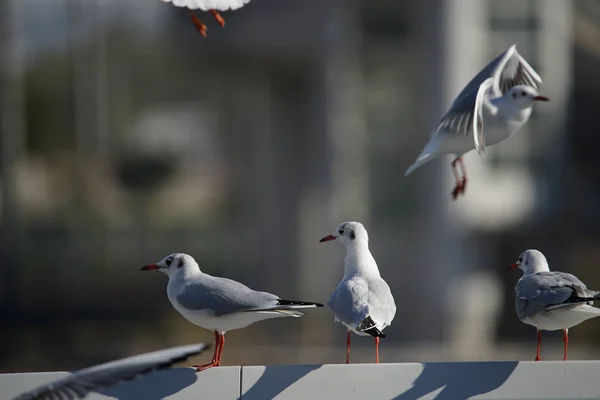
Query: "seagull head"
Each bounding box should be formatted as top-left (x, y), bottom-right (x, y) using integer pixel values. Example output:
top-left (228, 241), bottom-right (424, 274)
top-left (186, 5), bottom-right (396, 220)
top-left (509, 249), bottom-right (549, 275)
top-left (141, 253), bottom-right (199, 277)
top-left (319, 221), bottom-right (369, 246)
top-left (506, 86), bottom-right (549, 108)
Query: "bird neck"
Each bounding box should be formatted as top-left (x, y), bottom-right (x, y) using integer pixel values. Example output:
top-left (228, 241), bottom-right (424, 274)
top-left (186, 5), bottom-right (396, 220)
top-left (494, 97), bottom-right (533, 122)
top-left (343, 241), bottom-right (380, 279)
top-left (169, 266), bottom-right (202, 283)
top-left (523, 263), bottom-right (550, 276)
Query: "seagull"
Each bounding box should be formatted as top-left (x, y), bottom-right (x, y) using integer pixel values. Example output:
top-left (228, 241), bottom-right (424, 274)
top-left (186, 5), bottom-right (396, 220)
top-left (510, 249), bottom-right (600, 361)
top-left (12, 343), bottom-right (208, 400)
top-left (141, 253), bottom-right (323, 371)
top-left (160, 0), bottom-right (252, 38)
top-left (405, 44), bottom-right (549, 200)
top-left (319, 221), bottom-right (396, 364)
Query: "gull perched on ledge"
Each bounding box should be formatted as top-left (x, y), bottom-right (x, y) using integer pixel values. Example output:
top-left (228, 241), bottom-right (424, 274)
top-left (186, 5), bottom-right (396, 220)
top-left (320, 221), bottom-right (396, 364)
top-left (511, 249), bottom-right (600, 361)
top-left (142, 253), bottom-right (323, 371)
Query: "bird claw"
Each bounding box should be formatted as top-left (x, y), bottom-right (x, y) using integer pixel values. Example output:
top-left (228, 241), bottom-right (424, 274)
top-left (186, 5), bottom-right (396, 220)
top-left (189, 11), bottom-right (208, 37)
top-left (210, 10), bottom-right (225, 27)
top-left (534, 357), bottom-right (542, 362)
top-left (451, 178), bottom-right (467, 200)
top-left (193, 361), bottom-right (219, 371)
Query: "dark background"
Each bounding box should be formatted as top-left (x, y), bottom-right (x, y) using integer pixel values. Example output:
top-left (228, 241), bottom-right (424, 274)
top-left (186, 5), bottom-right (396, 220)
top-left (1, 0), bottom-right (599, 372)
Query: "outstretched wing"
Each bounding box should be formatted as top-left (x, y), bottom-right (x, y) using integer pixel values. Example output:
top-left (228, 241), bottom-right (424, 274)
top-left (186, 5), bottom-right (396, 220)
top-left (434, 45), bottom-right (542, 147)
top-left (13, 344), bottom-right (208, 400)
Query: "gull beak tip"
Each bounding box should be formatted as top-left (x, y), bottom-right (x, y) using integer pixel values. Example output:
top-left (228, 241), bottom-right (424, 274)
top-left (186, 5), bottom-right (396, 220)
top-left (141, 264), bottom-right (160, 271)
top-left (508, 263), bottom-right (518, 270)
top-left (534, 95), bottom-right (550, 102)
top-left (319, 235), bottom-right (337, 243)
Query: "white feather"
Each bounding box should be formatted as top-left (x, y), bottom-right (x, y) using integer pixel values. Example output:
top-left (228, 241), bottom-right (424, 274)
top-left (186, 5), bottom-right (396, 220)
top-left (161, 0), bottom-right (252, 11)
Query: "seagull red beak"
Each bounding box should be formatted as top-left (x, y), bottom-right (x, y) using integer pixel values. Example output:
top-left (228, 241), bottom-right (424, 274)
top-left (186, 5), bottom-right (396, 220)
top-left (141, 264), bottom-right (160, 271)
top-left (508, 263), bottom-right (518, 270)
top-left (319, 235), bottom-right (337, 243)
top-left (533, 95), bottom-right (549, 102)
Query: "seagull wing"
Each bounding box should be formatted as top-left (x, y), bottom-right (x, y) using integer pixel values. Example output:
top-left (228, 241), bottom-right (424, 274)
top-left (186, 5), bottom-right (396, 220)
top-left (12, 343), bottom-right (208, 400)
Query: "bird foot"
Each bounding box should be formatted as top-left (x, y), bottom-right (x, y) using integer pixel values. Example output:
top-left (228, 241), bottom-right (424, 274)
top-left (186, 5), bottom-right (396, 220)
top-left (451, 178), bottom-right (467, 200)
top-left (193, 361), bottom-right (219, 371)
top-left (210, 10), bottom-right (225, 27)
top-left (534, 357), bottom-right (542, 361)
top-left (189, 11), bottom-right (208, 37)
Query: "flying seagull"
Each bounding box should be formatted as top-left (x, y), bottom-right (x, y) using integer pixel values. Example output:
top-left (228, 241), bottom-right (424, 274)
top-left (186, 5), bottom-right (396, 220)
top-left (405, 44), bottom-right (548, 200)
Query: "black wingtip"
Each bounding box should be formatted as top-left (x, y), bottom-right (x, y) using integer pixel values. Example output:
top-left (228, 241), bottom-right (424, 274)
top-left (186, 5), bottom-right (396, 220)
top-left (356, 316), bottom-right (386, 338)
top-left (277, 299), bottom-right (324, 307)
top-left (363, 327), bottom-right (386, 338)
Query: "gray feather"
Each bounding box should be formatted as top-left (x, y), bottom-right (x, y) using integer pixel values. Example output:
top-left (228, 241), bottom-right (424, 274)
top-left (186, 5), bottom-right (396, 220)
top-left (435, 45), bottom-right (542, 139)
top-left (328, 277), bottom-right (395, 330)
top-left (12, 344), bottom-right (208, 400)
top-left (176, 276), bottom-right (280, 316)
top-left (515, 271), bottom-right (600, 320)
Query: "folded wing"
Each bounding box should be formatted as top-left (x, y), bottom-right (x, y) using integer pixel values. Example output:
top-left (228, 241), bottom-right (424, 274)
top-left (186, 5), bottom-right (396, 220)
top-left (516, 271), bottom-right (600, 320)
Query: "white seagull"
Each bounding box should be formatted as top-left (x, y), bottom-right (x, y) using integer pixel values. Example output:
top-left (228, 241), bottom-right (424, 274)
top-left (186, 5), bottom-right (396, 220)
top-left (511, 249), bottom-right (600, 361)
top-left (12, 343), bottom-right (208, 400)
top-left (405, 44), bottom-right (549, 200)
top-left (319, 221), bottom-right (396, 364)
top-left (161, 0), bottom-right (252, 38)
top-left (141, 253), bottom-right (323, 371)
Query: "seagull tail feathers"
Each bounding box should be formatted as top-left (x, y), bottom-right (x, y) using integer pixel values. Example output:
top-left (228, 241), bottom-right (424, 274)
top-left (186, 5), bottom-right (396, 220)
top-left (405, 153), bottom-right (434, 177)
top-left (405, 135), bottom-right (443, 177)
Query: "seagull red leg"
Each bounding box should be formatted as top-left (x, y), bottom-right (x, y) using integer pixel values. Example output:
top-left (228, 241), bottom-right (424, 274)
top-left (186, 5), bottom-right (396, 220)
top-left (535, 329), bottom-right (542, 361)
top-left (216, 333), bottom-right (225, 365)
top-left (194, 330), bottom-right (220, 371)
top-left (375, 337), bottom-right (380, 364)
top-left (451, 157), bottom-right (467, 200)
top-left (458, 157), bottom-right (468, 193)
top-left (563, 329), bottom-right (569, 361)
top-left (346, 331), bottom-right (351, 364)
top-left (210, 10), bottom-right (225, 27)
top-left (189, 10), bottom-right (208, 38)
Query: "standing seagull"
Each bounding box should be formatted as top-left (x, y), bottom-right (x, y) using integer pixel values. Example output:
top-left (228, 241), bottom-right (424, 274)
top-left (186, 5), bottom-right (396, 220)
top-left (12, 343), bottom-right (208, 400)
top-left (142, 253), bottom-right (323, 371)
top-left (160, 0), bottom-right (252, 38)
top-left (320, 221), bottom-right (396, 364)
top-left (511, 249), bottom-right (600, 361)
top-left (405, 44), bottom-right (549, 200)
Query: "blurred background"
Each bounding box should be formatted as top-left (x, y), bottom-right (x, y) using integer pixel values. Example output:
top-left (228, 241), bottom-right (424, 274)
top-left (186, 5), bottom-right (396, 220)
top-left (1, 0), bottom-right (599, 372)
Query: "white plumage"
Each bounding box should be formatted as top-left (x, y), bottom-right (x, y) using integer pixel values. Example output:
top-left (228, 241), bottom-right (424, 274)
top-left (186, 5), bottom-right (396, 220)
top-left (160, 0), bottom-right (252, 37)
top-left (141, 253), bottom-right (323, 370)
top-left (405, 44), bottom-right (548, 200)
top-left (511, 249), bottom-right (600, 361)
top-left (320, 221), bottom-right (396, 364)
top-left (161, 0), bottom-right (251, 11)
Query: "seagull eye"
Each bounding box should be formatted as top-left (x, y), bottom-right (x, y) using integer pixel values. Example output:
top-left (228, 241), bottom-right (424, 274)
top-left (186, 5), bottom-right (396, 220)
top-left (521, 91), bottom-right (527, 97)
top-left (518, 257), bottom-right (523, 263)
top-left (165, 258), bottom-right (173, 267)
top-left (338, 229), bottom-right (345, 235)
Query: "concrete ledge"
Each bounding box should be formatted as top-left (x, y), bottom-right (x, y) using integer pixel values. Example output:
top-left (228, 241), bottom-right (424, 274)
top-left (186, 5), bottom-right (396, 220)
top-left (2, 361), bottom-right (600, 399)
